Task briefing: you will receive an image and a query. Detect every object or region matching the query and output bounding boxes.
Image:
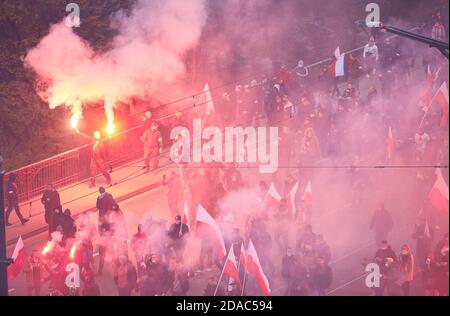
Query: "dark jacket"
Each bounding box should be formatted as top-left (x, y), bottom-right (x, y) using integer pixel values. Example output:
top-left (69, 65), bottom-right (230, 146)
top-left (168, 223), bottom-right (189, 241)
top-left (6, 180), bottom-right (18, 206)
top-left (96, 193), bottom-right (117, 217)
top-left (281, 255), bottom-right (297, 279)
top-left (41, 189), bottom-right (62, 213)
top-left (62, 214), bottom-right (77, 238)
top-left (140, 263), bottom-right (170, 296)
top-left (50, 212), bottom-right (65, 233)
top-left (83, 283), bottom-right (100, 296)
top-left (312, 265), bottom-right (333, 291)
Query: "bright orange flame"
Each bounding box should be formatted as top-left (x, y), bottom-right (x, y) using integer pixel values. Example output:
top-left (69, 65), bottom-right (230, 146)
top-left (106, 121), bottom-right (114, 136)
top-left (70, 114), bottom-right (80, 130)
top-left (42, 241), bottom-right (53, 255)
top-left (69, 243), bottom-right (76, 259)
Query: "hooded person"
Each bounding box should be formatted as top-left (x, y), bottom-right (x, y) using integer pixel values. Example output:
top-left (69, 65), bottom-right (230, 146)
top-left (5, 173), bottom-right (29, 226)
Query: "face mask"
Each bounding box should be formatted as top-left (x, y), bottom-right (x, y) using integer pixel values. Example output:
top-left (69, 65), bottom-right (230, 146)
top-left (402, 250), bottom-right (409, 255)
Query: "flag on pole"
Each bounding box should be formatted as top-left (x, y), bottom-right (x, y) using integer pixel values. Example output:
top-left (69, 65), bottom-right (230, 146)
top-left (329, 47), bottom-right (345, 77)
top-left (195, 204), bottom-right (226, 258)
top-left (428, 82), bottom-right (449, 128)
top-left (7, 236), bottom-right (25, 280)
top-left (302, 181), bottom-right (313, 209)
top-left (240, 243), bottom-right (247, 270)
top-left (198, 83), bottom-right (215, 116)
top-left (424, 221), bottom-right (432, 239)
top-left (246, 240), bottom-right (271, 296)
top-left (428, 168), bottom-right (449, 212)
top-left (223, 245), bottom-right (241, 287)
top-left (286, 181), bottom-right (299, 217)
top-left (386, 126), bottom-right (395, 161)
top-left (421, 65), bottom-right (435, 105)
top-left (264, 183), bottom-right (282, 209)
top-left (182, 200), bottom-right (190, 225)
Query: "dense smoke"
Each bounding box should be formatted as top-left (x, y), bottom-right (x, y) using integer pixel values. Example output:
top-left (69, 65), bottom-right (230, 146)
top-left (24, 0), bottom-right (207, 123)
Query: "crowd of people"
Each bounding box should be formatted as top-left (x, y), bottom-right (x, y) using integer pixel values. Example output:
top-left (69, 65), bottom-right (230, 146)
top-left (8, 9), bottom-right (449, 296)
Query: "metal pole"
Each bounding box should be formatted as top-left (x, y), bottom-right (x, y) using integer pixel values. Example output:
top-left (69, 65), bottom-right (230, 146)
top-left (0, 166), bottom-right (11, 296)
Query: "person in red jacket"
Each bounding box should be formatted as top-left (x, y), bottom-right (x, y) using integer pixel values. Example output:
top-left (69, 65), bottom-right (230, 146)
top-left (141, 122), bottom-right (163, 173)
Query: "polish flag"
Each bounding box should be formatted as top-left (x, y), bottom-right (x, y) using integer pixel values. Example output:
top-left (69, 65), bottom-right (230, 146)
top-left (246, 240), bottom-right (271, 296)
top-left (428, 169), bottom-right (449, 212)
top-left (195, 204), bottom-right (226, 258)
top-left (286, 181), bottom-right (299, 217)
top-left (302, 181), bottom-right (313, 209)
top-left (182, 200), bottom-right (190, 226)
top-left (223, 245), bottom-right (241, 287)
top-left (329, 47), bottom-right (345, 77)
top-left (429, 82), bottom-right (449, 128)
top-left (386, 127), bottom-right (395, 161)
top-left (7, 236), bottom-right (25, 280)
top-left (264, 183), bottom-right (282, 209)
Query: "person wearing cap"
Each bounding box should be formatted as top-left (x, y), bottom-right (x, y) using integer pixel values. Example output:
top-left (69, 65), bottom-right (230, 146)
top-left (140, 122), bottom-right (163, 173)
top-left (167, 215), bottom-right (189, 261)
top-left (5, 173), bottom-right (29, 226)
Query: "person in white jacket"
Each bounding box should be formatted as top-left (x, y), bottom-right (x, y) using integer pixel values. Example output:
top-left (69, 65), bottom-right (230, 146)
top-left (363, 36), bottom-right (379, 76)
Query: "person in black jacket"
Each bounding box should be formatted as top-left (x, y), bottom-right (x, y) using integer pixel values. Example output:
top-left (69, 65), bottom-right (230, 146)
top-left (311, 256), bottom-right (333, 296)
top-left (114, 255), bottom-right (137, 296)
top-left (5, 173), bottom-right (29, 226)
top-left (61, 209), bottom-right (77, 239)
top-left (281, 247), bottom-right (297, 295)
top-left (50, 208), bottom-right (65, 235)
top-left (41, 184), bottom-right (62, 232)
top-left (373, 240), bottom-right (397, 296)
top-left (96, 186), bottom-right (117, 221)
top-left (140, 254), bottom-right (171, 296)
top-left (82, 271), bottom-right (100, 296)
top-left (204, 277), bottom-right (224, 296)
top-left (167, 215), bottom-right (189, 261)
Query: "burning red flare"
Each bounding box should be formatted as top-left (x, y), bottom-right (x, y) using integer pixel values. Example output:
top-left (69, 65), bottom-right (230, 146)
top-left (69, 243), bottom-right (77, 259)
top-left (41, 241), bottom-right (54, 255)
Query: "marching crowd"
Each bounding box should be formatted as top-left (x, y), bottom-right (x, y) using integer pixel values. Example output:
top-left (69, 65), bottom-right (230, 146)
top-left (6, 10), bottom-right (449, 296)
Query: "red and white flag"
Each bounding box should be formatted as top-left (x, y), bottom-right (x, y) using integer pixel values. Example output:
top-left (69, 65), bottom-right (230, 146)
top-left (264, 183), bottom-right (282, 209)
top-left (182, 200), bottom-right (190, 225)
top-left (223, 245), bottom-right (241, 287)
top-left (329, 47), bottom-right (345, 77)
top-left (246, 240), bottom-right (271, 296)
top-left (429, 82), bottom-right (449, 128)
top-left (429, 168), bottom-right (449, 212)
top-left (195, 204), bottom-right (226, 258)
top-left (8, 236), bottom-right (25, 280)
top-left (286, 181), bottom-right (299, 217)
top-left (302, 181), bottom-right (313, 209)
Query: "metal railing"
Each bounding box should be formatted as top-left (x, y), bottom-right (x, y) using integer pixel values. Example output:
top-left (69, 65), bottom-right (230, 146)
top-left (4, 124), bottom-right (145, 203)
